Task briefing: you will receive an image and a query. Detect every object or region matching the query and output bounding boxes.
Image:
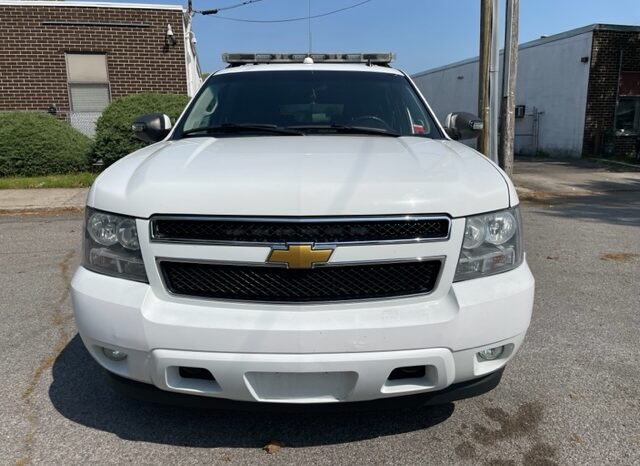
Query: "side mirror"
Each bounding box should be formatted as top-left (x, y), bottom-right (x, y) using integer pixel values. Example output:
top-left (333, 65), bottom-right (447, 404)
top-left (444, 112), bottom-right (483, 140)
top-left (132, 113), bottom-right (172, 142)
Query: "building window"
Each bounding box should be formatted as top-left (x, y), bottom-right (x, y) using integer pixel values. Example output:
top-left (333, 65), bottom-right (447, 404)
top-left (65, 53), bottom-right (110, 137)
top-left (616, 71), bottom-right (640, 135)
top-left (616, 97), bottom-right (640, 134)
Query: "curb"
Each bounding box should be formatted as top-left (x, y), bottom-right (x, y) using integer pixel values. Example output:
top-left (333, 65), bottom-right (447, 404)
top-left (593, 158), bottom-right (640, 170)
top-left (515, 187), bottom-right (559, 203)
top-left (0, 206), bottom-right (84, 217)
top-left (514, 186), bottom-right (598, 203)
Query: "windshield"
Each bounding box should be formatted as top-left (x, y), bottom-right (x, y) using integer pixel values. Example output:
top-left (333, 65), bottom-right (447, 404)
top-left (174, 70), bottom-right (442, 139)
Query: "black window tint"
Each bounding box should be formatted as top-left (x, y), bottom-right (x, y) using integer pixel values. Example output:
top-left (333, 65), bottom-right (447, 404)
top-left (177, 71), bottom-right (442, 138)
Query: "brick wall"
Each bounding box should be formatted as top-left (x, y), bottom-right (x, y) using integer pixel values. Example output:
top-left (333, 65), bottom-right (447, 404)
top-left (583, 28), bottom-right (640, 156)
top-left (0, 5), bottom-right (187, 116)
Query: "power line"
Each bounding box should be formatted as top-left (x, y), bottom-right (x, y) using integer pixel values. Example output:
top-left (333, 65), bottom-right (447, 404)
top-left (218, 0), bottom-right (265, 11)
top-left (198, 0), bottom-right (266, 16)
top-left (198, 0), bottom-right (372, 22)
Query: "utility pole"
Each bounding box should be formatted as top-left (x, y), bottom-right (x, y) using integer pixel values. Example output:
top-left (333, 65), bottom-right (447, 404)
top-left (477, 0), bottom-right (492, 157)
top-left (489, 0), bottom-right (500, 164)
top-left (499, 0), bottom-right (519, 177)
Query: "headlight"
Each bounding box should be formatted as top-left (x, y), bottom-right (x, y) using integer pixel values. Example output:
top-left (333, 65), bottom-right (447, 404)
top-left (83, 207), bottom-right (148, 282)
top-left (454, 207), bottom-right (523, 281)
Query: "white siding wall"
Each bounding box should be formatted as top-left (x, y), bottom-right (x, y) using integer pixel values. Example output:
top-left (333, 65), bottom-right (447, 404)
top-left (412, 31), bottom-right (593, 157)
top-left (414, 60), bottom-right (480, 123)
top-left (183, 14), bottom-right (203, 97)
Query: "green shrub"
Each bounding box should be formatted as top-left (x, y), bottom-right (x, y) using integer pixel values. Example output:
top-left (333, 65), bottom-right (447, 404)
top-left (0, 112), bottom-right (91, 177)
top-left (91, 93), bottom-right (189, 166)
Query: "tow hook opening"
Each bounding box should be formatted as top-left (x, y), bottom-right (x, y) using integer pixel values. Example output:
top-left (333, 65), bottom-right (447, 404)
top-left (166, 366), bottom-right (222, 394)
top-left (382, 365), bottom-right (438, 394)
top-left (178, 366), bottom-right (216, 381)
top-left (387, 365), bottom-right (426, 381)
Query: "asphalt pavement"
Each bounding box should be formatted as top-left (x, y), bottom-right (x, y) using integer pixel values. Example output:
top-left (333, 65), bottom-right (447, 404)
top-left (513, 158), bottom-right (640, 200)
top-left (1, 189), bottom-right (639, 465)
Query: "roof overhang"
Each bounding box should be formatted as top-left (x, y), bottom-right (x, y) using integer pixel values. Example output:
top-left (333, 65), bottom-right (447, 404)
top-left (0, 1), bottom-right (184, 11)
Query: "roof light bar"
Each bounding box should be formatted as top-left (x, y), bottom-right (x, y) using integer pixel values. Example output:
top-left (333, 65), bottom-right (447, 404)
top-left (222, 52), bottom-right (395, 65)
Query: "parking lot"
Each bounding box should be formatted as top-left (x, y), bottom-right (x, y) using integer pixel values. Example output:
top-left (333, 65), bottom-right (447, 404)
top-left (1, 188), bottom-right (639, 465)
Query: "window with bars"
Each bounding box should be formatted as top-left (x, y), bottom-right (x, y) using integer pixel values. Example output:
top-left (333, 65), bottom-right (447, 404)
top-left (616, 71), bottom-right (640, 135)
top-left (65, 53), bottom-right (111, 137)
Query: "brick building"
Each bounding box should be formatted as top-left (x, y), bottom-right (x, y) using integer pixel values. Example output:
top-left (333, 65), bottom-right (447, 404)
top-left (0, 1), bottom-right (201, 136)
top-left (412, 24), bottom-right (640, 158)
top-left (584, 27), bottom-right (640, 157)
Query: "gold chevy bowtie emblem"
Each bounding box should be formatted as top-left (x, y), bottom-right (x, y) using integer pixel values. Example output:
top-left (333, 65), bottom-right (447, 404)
top-left (267, 244), bottom-right (333, 269)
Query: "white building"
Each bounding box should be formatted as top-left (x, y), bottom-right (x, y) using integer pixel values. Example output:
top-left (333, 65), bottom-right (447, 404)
top-left (412, 24), bottom-right (640, 158)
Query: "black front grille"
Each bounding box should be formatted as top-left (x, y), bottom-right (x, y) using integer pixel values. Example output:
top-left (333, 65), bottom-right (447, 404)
top-left (161, 260), bottom-right (442, 302)
top-left (151, 216), bottom-right (450, 244)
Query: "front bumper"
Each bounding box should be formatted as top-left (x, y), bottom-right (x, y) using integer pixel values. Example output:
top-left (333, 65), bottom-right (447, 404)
top-left (71, 260), bottom-right (534, 404)
top-left (106, 366), bottom-right (506, 412)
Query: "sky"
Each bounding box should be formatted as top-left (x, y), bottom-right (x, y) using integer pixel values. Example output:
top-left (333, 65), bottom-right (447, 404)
top-left (79, 0), bottom-right (639, 73)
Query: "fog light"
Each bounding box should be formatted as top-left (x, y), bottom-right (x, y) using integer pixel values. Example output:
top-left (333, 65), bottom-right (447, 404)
top-left (102, 347), bottom-right (127, 361)
top-left (478, 346), bottom-right (505, 361)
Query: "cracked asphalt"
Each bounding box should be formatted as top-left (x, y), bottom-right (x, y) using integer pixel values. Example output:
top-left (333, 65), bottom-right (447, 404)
top-left (1, 189), bottom-right (639, 465)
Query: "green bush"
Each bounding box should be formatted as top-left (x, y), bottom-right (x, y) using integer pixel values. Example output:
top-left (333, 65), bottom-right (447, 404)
top-left (91, 93), bottom-right (189, 166)
top-left (0, 112), bottom-right (91, 177)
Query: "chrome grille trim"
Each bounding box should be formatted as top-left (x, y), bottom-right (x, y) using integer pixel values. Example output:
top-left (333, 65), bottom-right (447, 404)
top-left (149, 214), bottom-right (452, 246)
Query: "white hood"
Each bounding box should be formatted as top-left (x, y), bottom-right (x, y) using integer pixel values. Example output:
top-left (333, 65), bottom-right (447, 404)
top-left (88, 136), bottom-right (513, 218)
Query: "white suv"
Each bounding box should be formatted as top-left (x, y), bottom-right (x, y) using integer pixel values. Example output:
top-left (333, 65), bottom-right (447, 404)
top-left (72, 53), bottom-right (534, 407)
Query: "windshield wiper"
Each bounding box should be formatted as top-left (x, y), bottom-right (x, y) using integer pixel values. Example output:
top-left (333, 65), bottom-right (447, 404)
top-left (288, 124), bottom-right (401, 137)
top-left (181, 123), bottom-right (304, 137)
